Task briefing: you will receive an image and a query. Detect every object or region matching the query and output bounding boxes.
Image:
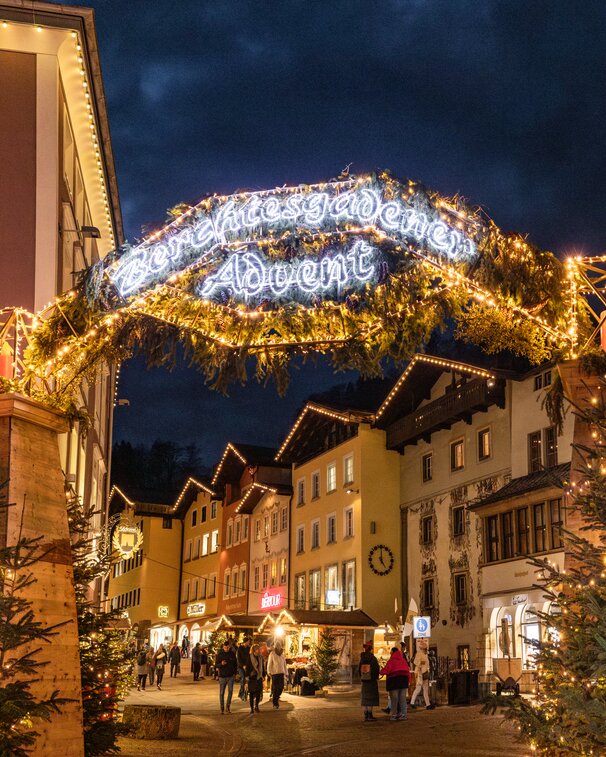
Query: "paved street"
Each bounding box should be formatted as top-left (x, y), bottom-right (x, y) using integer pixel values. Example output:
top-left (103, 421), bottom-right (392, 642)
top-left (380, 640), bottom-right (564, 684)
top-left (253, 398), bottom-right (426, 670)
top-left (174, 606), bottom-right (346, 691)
top-left (117, 675), bottom-right (528, 757)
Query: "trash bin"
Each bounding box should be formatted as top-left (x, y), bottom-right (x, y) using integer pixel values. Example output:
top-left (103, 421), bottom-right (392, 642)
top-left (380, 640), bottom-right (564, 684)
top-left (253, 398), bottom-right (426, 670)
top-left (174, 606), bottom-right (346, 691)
top-left (448, 669), bottom-right (479, 705)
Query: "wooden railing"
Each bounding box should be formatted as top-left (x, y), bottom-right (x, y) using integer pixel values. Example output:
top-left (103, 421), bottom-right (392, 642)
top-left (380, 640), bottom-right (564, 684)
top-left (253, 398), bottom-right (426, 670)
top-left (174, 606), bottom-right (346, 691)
top-left (386, 378), bottom-right (505, 450)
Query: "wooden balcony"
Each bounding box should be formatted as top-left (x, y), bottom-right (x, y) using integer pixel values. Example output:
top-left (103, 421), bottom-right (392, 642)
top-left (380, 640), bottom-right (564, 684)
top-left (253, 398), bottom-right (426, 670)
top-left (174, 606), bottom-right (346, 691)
top-left (386, 378), bottom-right (505, 450)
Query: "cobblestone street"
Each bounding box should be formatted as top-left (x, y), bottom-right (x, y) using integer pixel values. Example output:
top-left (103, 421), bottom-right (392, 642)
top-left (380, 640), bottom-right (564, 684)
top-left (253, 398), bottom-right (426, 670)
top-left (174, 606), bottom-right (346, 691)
top-left (118, 676), bottom-right (529, 757)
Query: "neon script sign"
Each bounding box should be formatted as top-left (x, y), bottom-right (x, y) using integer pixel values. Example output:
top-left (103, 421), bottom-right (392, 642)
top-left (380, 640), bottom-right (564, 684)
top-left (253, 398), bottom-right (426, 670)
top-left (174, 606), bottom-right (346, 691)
top-left (109, 175), bottom-right (478, 299)
top-left (260, 591), bottom-right (283, 610)
top-left (199, 240), bottom-right (378, 305)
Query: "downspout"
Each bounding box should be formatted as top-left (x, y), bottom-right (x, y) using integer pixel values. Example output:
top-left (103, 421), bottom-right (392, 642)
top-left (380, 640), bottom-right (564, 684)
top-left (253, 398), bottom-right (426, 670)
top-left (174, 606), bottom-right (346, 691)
top-left (287, 490), bottom-right (294, 609)
top-left (176, 514), bottom-right (185, 638)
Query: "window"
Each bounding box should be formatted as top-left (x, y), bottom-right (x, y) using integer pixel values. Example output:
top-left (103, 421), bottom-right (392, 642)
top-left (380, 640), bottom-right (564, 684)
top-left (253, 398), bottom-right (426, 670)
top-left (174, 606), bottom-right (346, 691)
top-left (240, 565), bottom-right (247, 595)
top-left (327, 462), bottom-right (337, 493)
top-left (550, 498), bottom-right (563, 549)
top-left (296, 525), bottom-right (305, 554)
top-left (182, 580), bottom-right (190, 602)
top-left (253, 565), bottom-right (260, 591)
top-left (201, 505), bottom-right (207, 523)
top-left (162, 517), bottom-right (172, 529)
top-left (223, 570), bottom-right (230, 598)
top-left (192, 579), bottom-right (198, 600)
top-left (211, 501), bottom-right (218, 519)
top-left (422, 452), bottom-right (433, 483)
top-left (422, 579), bottom-right (434, 610)
top-left (545, 427), bottom-right (558, 469)
top-left (280, 557), bottom-right (287, 584)
top-left (533, 503), bottom-right (546, 552)
top-left (295, 573), bottom-right (306, 609)
top-left (185, 539), bottom-right (192, 561)
top-left (344, 507), bottom-right (354, 538)
top-left (501, 511), bottom-right (514, 559)
top-left (311, 520), bottom-right (320, 549)
top-left (200, 577), bottom-right (207, 599)
top-left (534, 370), bottom-right (552, 392)
top-left (454, 573), bottom-right (467, 605)
top-left (264, 516), bottom-right (270, 538)
top-left (486, 515), bottom-right (499, 562)
top-left (528, 431), bottom-right (542, 473)
top-left (280, 507), bottom-right (288, 531)
top-left (271, 510), bottom-right (279, 535)
top-left (457, 645), bottom-right (470, 670)
top-left (343, 559), bottom-right (355, 608)
top-left (516, 507), bottom-right (530, 555)
top-left (325, 564), bottom-right (339, 607)
top-left (202, 533), bottom-right (210, 556)
top-left (211, 529), bottom-right (219, 553)
top-left (344, 455), bottom-right (354, 485)
top-left (450, 439), bottom-right (464, 471)
top-left (309, 570), bottom-right (321, 609)
top-left (271, 561), bottom-right (277, 586)
top-left (191, 509), bottom-right (198, 527)
top-left (255, 518), bottom-right (261, 542)
top-left (422, 515), bottom-right (433, 545)
top-left (234, 519), bottom-right (241, 544)
top-left (453, 506), bottom-right (465, 537)
top-left (312, 471), bottom-right (320, 499)
top-left (232, 568), bottom-right (239, 595)
top-left (262, 563), bottom-right (269, 588)
top-left (194, 536), bottom-right (201, 559)
top-left (243, 516), bottom-right (249, 541)
top-left (226, 522), bottom-right (233, 547)
top-left (478, 428), bottom-right (491, 461)
top-left (208, 574), bottom-right (217, 597)
top-left (297, 479), bottom-right (305, 506)
top-left (327, 514), bottom-right (337, 544)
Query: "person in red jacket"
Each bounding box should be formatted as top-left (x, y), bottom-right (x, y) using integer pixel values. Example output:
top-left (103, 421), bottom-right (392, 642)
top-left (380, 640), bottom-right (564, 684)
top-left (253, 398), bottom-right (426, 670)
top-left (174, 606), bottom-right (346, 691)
top-left (380, 647), bottom-right (410, 721)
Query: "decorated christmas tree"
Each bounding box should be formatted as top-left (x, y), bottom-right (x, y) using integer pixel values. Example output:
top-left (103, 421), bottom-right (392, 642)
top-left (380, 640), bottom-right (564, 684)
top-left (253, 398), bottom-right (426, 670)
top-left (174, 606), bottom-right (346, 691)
top-left (0, 482), bottom-right (69, 757)
top-left (67, 491), bottom-right (132, 756)
top-left (312, 628), bottom-right (340, 688)
top-left (484, 385), bottom-right (606, 755)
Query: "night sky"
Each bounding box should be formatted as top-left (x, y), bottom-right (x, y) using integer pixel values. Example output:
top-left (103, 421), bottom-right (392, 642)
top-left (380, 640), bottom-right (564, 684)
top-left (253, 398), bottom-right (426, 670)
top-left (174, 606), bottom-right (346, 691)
top-left (65, 0), bottom-right (606, 464)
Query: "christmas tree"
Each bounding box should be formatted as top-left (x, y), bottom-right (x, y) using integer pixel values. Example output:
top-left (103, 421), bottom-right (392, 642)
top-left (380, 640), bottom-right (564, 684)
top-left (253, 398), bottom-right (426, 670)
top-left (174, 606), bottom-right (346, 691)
top-left (484, 387), bottom-right (606, 755)
top-left (311, 628), bottom-right (340, 688)
top-left (0, 482), bottom-right (69, 757)
top-left (67, 491), bottom-right (132, 756)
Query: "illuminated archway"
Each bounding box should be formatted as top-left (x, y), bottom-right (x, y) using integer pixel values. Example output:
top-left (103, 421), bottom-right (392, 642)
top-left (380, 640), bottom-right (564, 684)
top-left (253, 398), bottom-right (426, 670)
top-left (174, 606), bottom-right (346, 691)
top-left (3, 170), bottom-right (581, 408)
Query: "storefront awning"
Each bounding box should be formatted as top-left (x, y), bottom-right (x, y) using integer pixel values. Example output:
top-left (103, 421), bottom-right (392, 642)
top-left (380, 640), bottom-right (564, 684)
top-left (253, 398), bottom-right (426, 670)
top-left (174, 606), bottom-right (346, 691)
top-left (274, 608), bottom-right (377, 628)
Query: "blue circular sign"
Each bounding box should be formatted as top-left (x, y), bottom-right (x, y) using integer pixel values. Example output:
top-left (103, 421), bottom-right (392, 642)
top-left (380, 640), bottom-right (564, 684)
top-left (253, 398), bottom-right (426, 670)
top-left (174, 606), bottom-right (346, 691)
top-left (416, 618), bottom-right (428, 633)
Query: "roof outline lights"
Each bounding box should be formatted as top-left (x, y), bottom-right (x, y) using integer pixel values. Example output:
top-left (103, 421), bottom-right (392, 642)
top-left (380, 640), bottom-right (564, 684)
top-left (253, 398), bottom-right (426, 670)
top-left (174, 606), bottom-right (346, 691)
top-left (172, 476), bottom-right (217, 513)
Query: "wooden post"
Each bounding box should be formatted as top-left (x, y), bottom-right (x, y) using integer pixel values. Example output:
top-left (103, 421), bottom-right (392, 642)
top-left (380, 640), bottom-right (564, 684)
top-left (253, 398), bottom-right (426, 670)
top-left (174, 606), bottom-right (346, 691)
top-left (0, 393), bottom-right (84, 757)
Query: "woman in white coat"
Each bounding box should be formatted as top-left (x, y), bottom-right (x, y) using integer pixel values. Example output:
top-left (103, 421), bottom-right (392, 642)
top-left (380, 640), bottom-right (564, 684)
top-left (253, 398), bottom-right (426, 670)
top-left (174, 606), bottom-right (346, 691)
top-left (409, 641), bottom-right (434, 709)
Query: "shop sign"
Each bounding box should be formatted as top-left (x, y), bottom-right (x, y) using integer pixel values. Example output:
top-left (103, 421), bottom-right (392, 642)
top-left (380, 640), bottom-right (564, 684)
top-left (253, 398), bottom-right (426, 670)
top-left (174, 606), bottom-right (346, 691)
top-left (186, 602), bottom-right (206, 617)
top-left (112, 521), bottom-right (143, 559)
top-left (157, 606), bottom-right (169, 618)
top-left (413, 616), bottom-right (432, 639)
top-left (260, 591), bottom-right (282, 610)
top-left (512, 594), bottom-right (528, 606)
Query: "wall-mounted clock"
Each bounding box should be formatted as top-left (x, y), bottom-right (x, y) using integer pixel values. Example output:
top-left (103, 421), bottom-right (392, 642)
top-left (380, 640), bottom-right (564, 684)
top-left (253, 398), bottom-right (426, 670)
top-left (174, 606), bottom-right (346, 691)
top-left (368, 544), bottom-right (395, 576)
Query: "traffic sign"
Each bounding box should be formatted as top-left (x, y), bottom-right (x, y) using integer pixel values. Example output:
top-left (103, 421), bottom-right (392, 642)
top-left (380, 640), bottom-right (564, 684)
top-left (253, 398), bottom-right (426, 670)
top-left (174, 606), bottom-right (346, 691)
top-left (413, 616), bottom-right (431, 639)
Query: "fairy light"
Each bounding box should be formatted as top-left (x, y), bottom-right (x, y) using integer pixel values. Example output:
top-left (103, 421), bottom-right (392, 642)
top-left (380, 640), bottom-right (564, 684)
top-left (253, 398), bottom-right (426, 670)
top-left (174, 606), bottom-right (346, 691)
top-left (211, 443), bottom-right (249, 486)
top-left (172, 477), bottom-right (216, 512)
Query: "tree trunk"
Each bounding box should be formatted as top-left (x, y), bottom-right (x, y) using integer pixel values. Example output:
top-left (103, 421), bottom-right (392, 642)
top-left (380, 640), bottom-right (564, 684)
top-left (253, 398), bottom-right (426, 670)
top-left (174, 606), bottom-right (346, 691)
top-left (123, 705), bottom-right (181, 740)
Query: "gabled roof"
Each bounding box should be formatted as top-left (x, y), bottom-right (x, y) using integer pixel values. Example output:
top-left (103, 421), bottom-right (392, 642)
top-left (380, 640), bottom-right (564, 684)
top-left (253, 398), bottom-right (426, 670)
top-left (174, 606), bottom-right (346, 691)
top-left (276, 402), bottom-right (373, 465)
top-left (469, 463), bottom-right (570, 510)
top-left (211, 442), bottom-right (282, 487)
top-left (170, 476), bottom-right (218, 516)
top-left (273, 608), bottom-right (378, 628)
top-left (374, 354), bottom-right (501, 429)
top-left (108, 485), bottom-right (173, 516)
top-left (235, 481), bottom-right (292, 514)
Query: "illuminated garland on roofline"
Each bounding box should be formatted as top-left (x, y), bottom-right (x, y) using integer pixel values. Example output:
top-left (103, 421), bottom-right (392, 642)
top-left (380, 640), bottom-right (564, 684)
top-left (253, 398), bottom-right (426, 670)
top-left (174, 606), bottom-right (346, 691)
top-left (7, 170), bottom-right (588, 407)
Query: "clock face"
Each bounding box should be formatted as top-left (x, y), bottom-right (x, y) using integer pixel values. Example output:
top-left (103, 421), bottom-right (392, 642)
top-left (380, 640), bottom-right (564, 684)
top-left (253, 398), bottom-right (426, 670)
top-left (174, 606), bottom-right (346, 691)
top-left (368, 544), bottom-right (395, 576)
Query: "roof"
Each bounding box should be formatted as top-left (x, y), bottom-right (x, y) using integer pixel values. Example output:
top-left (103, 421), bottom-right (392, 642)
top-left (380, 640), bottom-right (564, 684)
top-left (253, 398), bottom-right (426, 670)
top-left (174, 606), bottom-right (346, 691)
top-left (375, 353), bottom-right (504, 429)
top-left (276, 402), bottom-right (373, 465)
top-left (470, 463), bottom-right (570, 509)
top-left (274, 608), bottom-right (378, 628)
top-left (108, 485), bottom-right (173, 515)
top-left (235, 481), bottom-right (293, 515)
top-left (212, 442), bottom-right (284, 487)
top-left (170, 476), bottom-right (218, 516)
top-left (201, 614), bottom-right (268, 632)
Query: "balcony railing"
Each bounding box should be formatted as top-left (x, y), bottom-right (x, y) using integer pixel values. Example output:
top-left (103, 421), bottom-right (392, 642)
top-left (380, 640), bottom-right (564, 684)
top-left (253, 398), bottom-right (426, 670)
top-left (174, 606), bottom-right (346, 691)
top-left (386, 378), bottom-right (505, 450)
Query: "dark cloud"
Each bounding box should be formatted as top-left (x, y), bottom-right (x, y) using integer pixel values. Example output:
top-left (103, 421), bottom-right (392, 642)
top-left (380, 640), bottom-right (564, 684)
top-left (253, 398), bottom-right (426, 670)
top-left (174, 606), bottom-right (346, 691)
top-left (58, 0), bottom-right (606, 460)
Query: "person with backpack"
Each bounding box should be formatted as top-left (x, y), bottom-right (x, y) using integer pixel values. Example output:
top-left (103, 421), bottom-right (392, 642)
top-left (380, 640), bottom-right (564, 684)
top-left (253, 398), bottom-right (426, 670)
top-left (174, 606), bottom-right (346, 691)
top-left (136, 648), bottom-right (148, 691)
top-left (359, 641), bottom-right (380, 721)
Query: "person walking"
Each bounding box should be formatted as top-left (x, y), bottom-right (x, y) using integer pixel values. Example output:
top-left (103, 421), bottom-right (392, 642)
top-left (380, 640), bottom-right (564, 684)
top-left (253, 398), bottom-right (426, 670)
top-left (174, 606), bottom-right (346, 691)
top-left (410, 641), bottom-right (434, 710)
top-left (359, 641), bottom-right (380, 721)
top-left (380, 647), bottom-right (410, 721)
top-left (169, 642), bottom-right (181, 678)
top-left (237, 637), bottom-right (251, 701)
top-left (154, 644), bottom-right (167, 690)
top-left (216, 639), bottom-right (238, 713)
top-left (267, 644), bottom-right (288, 709)
top-left (245, 643), bottom-right (265, 714)
top-left (200, 646), bottom-right (208, 679)
top-left (136, 647), bottom-right (148, 691)
top-left (192, 642), bottom-right (202, 681)
top-left (146, 646), bottom-right (156, 686)
top-left (181, 635), bottom-right (189, 658)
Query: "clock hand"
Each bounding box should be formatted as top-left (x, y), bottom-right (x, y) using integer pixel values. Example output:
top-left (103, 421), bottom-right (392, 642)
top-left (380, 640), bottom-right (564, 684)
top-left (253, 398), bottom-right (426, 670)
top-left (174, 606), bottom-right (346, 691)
top-left (379, 554), bottom-right (386, 567)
